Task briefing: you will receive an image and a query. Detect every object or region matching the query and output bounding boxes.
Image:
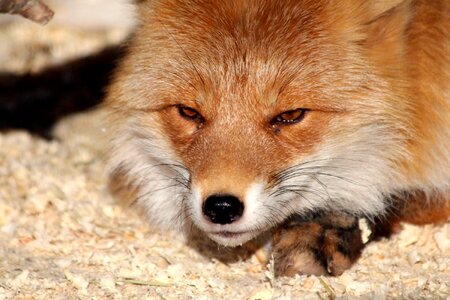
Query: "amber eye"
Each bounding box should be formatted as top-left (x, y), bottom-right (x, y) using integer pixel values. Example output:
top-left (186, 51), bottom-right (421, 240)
top-left (177, 105), bottom-right (204, 122)
top-left (273, 108), bottom-right (308, 125)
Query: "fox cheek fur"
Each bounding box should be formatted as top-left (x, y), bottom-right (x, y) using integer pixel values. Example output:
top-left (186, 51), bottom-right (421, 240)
top-left (106, 0), bottom-right (449, 248)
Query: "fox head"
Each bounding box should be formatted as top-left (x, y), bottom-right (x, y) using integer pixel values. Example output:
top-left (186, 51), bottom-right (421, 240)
top-left (107, 0), bottom-right (413, 246)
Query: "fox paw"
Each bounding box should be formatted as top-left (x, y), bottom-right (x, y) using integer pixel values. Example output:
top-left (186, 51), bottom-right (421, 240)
top-left (272, 212), bottom-right (364, 277)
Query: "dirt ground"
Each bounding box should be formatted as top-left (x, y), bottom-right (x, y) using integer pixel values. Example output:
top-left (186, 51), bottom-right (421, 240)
top-left (0, 10), bottom-right (449, 300)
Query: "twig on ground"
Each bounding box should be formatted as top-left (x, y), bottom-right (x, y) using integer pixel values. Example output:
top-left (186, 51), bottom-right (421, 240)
top-left (0, 0), bottom-right (54, 24)
top-left (118, 278), bottom-right (173, 287)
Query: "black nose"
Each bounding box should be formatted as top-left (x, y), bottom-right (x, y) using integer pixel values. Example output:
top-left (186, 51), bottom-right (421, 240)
top-left (202, 194), bottom-right (244, 225)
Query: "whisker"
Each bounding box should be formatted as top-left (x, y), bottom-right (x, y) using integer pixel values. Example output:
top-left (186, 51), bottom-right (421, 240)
top-left (272, 168), bottom-right (370, 189)
top-left (311, 174), bottom-right (332, 202)
top-left (269, 157), bottom-right (380, 187)
top-left (272, 186), bottom-right (329, 202)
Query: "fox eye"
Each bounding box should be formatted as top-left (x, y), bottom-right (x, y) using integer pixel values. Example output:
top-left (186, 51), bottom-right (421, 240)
top-left (273, 108), bottom-right (308, 125)
top-left (177, 105), bottom-right (204, 122)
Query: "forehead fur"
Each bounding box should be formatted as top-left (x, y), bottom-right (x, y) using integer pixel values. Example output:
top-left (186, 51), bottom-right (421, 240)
top-left (109, 0), bottom-right (411, 116)
top-left (117, 0), bottom-right (375, 109)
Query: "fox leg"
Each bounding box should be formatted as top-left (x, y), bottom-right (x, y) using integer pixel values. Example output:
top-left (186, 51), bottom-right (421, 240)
top-left (272, 211), bottom-right (364, 277)
top-left (273, 191), bottom-right (449, 277)
top-left (370, 190), bottom-right (450, 240)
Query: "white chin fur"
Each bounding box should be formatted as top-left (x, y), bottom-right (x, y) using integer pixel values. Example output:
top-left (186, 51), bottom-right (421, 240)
top-left (207, 231), bottom-right (261, 247)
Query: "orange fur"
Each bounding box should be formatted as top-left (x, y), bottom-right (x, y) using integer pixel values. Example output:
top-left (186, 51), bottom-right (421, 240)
top-left (106, 0), bottom-right (449, 275)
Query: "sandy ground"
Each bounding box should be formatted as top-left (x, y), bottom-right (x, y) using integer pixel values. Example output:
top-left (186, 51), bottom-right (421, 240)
top-left (0, 12), bottom-right (449, 300)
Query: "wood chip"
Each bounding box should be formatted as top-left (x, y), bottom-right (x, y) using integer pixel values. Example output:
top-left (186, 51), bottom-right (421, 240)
top-left (433, 230), bottom-right (450, 252)
top-left (247, 288), bottom-right (273, 300)
top-left (255, 248), bottom-right (270, 265)
top-left (11, 270), bottom-right (29, 288)
top-left (359, 218), bottom-right (372, 244)
top-left (99, 275), bottom-right (116, 290)
top-left (64, 270), bottom-right (89, 290)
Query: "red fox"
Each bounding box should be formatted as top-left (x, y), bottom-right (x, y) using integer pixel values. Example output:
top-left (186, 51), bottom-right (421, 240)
top-left (106, 0), bottom-right (449, 276)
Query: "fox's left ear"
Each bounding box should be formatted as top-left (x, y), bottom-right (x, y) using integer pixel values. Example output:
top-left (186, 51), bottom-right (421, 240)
top-left (326, 0), bottom-right (412, 47)
top-left (365, 0), bottom-right (410, 21)
top-left (362, 0), bottom-right (413, 58)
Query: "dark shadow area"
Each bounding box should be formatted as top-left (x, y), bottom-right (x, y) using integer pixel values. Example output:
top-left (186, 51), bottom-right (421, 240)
top-left (0, 45), bottom-right (124, 139)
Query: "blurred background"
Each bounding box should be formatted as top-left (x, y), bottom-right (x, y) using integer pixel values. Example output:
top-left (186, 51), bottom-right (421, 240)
top-left (0, 0), bottom-right (136, 138)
